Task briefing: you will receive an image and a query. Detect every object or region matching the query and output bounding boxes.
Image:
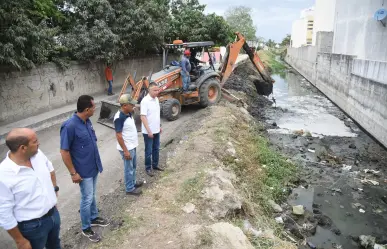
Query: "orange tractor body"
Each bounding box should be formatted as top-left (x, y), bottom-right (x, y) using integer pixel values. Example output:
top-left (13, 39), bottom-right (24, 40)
top-left (98, 32), bottom-right (274, 129)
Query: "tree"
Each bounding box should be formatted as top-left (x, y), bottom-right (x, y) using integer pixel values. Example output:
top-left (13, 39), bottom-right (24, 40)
top-left (166, 0), bottom-right (207, 42)
top-left (0, 0), bottom-right (64, 69)
top-left (224, 6), bottom-right (256, 41)
top-left (202, 13), bottom-right (233, 45)
top-left (60, 0), bottom-right (120, 63)
top-left (111, 0), bottom-right (170, 56)
top-left (266, 39), bottom-right (276, 48)
top-left (281, 34), bottom-right (291, 47)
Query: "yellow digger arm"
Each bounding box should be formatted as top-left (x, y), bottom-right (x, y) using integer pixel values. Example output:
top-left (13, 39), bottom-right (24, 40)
top-left (219, 32), bottom-right (275, 87)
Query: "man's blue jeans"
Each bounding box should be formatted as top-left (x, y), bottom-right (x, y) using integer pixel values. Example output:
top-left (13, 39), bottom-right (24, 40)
top-left (79, 175), bottom-right (98, 230)
top-left (18, 207), bottom-right (61, 249)
top-left (143, 133), bottom-right (160, 171)
top-left (119, 148), bottom-right (137, 192)
top-left (107, 80), bottom-right (113, 94)
top-left (180, 72), bottom-right (190, 91)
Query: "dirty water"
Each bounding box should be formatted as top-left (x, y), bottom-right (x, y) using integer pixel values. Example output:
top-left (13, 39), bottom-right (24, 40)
top-left (262, 70), bottom-right (387, 249)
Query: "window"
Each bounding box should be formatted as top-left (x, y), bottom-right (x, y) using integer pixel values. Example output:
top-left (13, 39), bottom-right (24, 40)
top-left (308, 28), bottom-right (313, 30)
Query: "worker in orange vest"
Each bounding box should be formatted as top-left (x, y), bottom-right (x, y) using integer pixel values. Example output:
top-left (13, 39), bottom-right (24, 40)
top-left (105, 64), bottom-right (114, 96)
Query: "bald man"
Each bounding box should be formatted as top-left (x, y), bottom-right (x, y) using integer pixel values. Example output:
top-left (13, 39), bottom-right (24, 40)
top-left (0, 128), bottom-right (61, 249)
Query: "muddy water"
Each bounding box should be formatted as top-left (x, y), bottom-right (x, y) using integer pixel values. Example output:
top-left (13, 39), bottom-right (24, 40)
top-left (264, 71), bottom-right (387, 249)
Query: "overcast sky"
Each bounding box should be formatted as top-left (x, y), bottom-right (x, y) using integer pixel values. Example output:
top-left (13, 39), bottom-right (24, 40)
top-left (200, 0), bottom-right (315, 42)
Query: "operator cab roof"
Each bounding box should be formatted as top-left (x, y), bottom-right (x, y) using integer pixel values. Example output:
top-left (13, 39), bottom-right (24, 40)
top-left (164, 41), bottom-right (215, 49)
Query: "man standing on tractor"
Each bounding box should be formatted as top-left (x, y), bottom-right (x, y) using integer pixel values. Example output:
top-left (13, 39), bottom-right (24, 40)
top-left (181, 50), bottom-right (191, 92)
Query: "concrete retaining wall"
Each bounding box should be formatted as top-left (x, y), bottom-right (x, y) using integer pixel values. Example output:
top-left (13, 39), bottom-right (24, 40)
top-left (0, 55), bottom-right (164, 124)
top-left (286, 35), bottom-right (387, 147)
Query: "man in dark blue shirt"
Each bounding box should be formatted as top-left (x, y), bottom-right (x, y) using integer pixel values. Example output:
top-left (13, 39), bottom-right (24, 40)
top-left (60, 95), bottom-right (109, 243)
top-left (181, 49), bottom-right (192, 92)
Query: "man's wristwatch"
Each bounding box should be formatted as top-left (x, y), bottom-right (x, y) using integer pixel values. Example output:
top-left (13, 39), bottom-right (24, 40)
top-left (54, 186), bottom-right (59, 192)
top-left (70, 172), bottom-right (77, 176)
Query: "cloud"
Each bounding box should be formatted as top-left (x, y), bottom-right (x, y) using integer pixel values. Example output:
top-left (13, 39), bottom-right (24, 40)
top-left (200, 0), bottom-right (314, 42)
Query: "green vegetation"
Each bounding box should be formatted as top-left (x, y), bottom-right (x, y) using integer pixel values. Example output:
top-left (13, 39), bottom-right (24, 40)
top-left (226, 125), bottom-right (297, 204)
top-left (0, 0), bottom-right (233, 70)
top-left (225, 6), bottom-right (256, 41)
top-left (177, 171), bottom-right (206, 204)
top-left (258, 50), bottom-right (287, 74)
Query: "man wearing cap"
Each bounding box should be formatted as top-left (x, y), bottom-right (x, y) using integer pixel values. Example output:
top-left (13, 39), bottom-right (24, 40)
top-left (114, 94), bottom-right (143, 196)
top-left (181, 50), bottom-right (191, 92)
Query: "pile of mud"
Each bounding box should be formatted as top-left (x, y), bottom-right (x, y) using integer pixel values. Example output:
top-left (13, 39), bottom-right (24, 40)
top-left (224, 61), bottom-right (273, 119)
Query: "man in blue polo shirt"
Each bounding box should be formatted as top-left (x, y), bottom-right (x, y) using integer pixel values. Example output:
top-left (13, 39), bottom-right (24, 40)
top-left (60, 95), bottom-right (109, 243)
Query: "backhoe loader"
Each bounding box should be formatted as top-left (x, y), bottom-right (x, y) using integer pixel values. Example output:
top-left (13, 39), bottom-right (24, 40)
top-left (97, 32), bottom-right (274, 130)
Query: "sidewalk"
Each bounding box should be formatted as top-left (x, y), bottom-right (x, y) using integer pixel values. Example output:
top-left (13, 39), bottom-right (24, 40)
top-left (0, 92), bottom-right (119, 145)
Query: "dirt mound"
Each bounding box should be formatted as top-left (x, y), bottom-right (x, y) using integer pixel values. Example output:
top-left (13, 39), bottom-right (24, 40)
top-left (224, 61), bottom-right (273, 119)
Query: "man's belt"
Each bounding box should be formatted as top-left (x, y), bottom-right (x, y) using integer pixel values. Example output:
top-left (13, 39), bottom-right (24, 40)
top-left (19, 206), bottom-right (56, 224)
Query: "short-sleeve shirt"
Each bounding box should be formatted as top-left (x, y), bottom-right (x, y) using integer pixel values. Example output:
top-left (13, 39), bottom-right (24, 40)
top-left (140, 94), bottom-right (160, 134)
top-left (60, 113), bottom-right (103, 178)
top-left (113, 110), bottom-right (138, 151)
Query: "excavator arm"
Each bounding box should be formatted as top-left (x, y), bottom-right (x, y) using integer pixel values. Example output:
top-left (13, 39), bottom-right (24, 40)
top-left (219, 32), bottom-right (275, 95)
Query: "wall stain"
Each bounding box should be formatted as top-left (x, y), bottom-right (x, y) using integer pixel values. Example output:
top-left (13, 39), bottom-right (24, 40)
top-left (69, 80), bottom-right (74, 92)
top-left (49, 82), bottom-right (56, 97)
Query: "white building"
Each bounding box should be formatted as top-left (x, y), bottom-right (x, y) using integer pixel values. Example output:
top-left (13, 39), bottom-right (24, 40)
top-left (291, 7), bottom-right (315, 48)
top-left (312, 0), bottom-right (336, 45)
top-left (332, 0), bottom-right (387, 61)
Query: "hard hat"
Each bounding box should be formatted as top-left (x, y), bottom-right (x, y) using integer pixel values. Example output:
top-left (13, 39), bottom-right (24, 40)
top-left (184, 50), bottom-right (191, 55)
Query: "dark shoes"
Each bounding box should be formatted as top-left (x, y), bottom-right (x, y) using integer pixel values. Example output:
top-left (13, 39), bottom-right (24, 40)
top-left (146, 170), bottom-right (155, 177)
top-left (82, 227), bottom-right (101, 242)
top-left (91, 217), bottom-right (110, 227)
top-left (107, 92), bottom-right (114, 96)
top-left (153, 167), bottom-right (164, 171)
top-left (126, 188), bottom-right (143, 196)
top-left (134, 181), bottom-right (144, 188)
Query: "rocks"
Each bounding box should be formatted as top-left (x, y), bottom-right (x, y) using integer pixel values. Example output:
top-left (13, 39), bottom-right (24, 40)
top-left (226, 142), bottom-right (237, 157)
top-left (349, 143), bottom-right (357, 149)
top-left (272, 122), bottom-right (277, 127)
top-left (268, 200), bottom-right (283, 212)
top-left (275, 217), bottom-right (284, 224)
top-left (182, 203), bottom-right (195, 214)
top-left (210, 222), bottom-right (255, 249)
top-left (292, 205), bottom-right (305, 215)
top-left (182, 222), bottom-right (255, 249)
top-left (331, 228), bottom-right (341, 235)
top-left (359, 235), bottom-right (376, 248)
top-left (202, 168), bottom-right (242, 219)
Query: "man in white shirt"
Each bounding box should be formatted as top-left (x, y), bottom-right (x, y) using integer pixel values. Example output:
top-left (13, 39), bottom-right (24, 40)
top-left (140, 82), bottom-right (164, 177)
top-left (0, 128), bottom-right (60, 249)
top-left (114, 94), bottom-right (143, 196)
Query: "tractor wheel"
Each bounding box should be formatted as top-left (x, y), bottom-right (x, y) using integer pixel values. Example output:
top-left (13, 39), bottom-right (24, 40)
top-left (162, 99), bottom-right (181, 121)
top-left (199, 78), bottom-right (221, 107)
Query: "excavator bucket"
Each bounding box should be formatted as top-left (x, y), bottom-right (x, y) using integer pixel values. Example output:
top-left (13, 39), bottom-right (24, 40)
top-left (97, 100), bottom-right (142, 132)
top-left (97, 100), bottom-right (120, 129)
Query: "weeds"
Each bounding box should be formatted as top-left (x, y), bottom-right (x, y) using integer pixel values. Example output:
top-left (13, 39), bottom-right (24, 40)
top-left (258, 50), bottom-right (287, 74)
top-left (177, 171), bottom-right (206, 204)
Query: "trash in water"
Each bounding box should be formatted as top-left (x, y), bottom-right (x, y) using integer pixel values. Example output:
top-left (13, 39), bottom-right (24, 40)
top-left (342, 164), bottom-right (352, 171)
top-left (359, 209), bottom-right (366, 213)
top-left (355, 178), bottom-right (380, 185)
top-left (364, 169), bottom-right (380, 175)
top-left (308, 149), bottom-right (315, 153)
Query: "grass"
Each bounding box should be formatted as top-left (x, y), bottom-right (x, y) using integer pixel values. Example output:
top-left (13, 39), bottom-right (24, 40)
top-left (213, 111), bottom-right (298, 248)
top-left (258, 50), bottom-right (287, 74)
top-left (177, 171), bottom-right (206, 204)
